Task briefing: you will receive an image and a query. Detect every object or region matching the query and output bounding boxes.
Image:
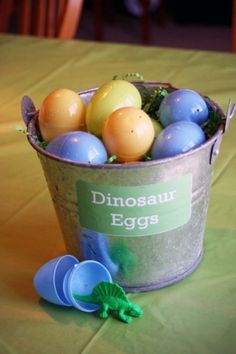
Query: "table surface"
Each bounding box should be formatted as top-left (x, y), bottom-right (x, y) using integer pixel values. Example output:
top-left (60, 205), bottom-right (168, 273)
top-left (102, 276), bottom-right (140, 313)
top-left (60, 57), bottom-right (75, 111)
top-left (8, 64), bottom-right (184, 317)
top-left (0, 34), bottom-right (236, 354)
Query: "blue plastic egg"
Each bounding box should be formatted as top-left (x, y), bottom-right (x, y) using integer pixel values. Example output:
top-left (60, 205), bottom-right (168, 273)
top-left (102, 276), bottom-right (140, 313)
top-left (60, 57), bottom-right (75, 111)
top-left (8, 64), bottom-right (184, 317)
top-left (151, 121), bottom-right (206, 159)
top-left (159, 89), bottom-right (209, 127)
top-left (46, 131), bottom-right (108, 164)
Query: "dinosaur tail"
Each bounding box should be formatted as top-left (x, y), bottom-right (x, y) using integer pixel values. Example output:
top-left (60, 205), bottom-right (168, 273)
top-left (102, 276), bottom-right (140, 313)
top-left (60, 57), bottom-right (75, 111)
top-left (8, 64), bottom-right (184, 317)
top-left (73, 293), bottom-right (96, 303)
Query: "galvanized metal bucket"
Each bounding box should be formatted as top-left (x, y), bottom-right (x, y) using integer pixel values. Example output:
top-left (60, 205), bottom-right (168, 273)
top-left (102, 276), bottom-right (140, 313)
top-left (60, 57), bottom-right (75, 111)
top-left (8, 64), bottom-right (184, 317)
top-left (21, 82), bottom-right (231, 292)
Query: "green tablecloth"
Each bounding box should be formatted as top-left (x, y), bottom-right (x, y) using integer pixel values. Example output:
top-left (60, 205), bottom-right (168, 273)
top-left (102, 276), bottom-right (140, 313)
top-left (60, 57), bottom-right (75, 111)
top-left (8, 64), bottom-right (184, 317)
top-left (0, 34), bottom-right (236, 354)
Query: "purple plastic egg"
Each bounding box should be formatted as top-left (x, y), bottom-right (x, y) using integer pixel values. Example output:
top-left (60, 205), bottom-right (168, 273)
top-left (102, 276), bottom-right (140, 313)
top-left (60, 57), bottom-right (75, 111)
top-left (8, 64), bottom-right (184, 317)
top-left (159, 89), bottom-right (209, 127)
top-left (151, 121), bottom-right (206, 159)
top-left (46, 131), bottom-right (108, 164)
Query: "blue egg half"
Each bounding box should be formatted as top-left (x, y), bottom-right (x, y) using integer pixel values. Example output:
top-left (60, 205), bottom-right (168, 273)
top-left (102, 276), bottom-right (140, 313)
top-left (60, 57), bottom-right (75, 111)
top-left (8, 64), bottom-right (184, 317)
top-left (159, 89), bottom-right (209, 127)
top-left (46, 131), bottom-right (108, 164)
top-left (151, 121), bottom-right (206, 159)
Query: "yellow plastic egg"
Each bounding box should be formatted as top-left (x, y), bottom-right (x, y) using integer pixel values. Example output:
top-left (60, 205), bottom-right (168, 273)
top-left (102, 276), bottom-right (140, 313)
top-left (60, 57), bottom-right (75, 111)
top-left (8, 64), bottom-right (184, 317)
top-left (38, 88), bottom-right (86, 142)
top-left (102, 107), bottom-right (155, 162)
top-left (151, 119), bottom-right (163, 137)
top-left (86, 80), bottom-right (142, 137)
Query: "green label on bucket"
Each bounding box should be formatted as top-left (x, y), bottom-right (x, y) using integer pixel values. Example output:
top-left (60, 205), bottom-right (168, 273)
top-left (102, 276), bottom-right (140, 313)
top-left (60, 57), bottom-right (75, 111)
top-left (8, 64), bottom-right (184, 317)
top-left (76, 174), bottom-right (192, 237)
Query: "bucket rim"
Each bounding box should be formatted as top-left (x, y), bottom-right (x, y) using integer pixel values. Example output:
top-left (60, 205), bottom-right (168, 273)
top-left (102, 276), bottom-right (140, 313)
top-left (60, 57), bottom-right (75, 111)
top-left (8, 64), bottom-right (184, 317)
top-left (27, 120), bottom-right (224, 170)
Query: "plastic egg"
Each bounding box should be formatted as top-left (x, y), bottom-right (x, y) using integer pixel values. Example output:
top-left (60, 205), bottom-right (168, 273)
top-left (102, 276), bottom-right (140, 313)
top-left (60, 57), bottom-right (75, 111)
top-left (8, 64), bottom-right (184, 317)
top-left (151, 119), bottom-right (163, 137)
top-left (38, 88), bottom-right (86, 142)
top-left (151, 121), bottom-right (206, 159)
top-left (102, 107), bottom-right (155, 162)
top-left (46, 131), bottom-right (108, 164)
top-left (86, 80), bottom-right (142, 137)
top-left (159, 89), bottom-right (208, 127)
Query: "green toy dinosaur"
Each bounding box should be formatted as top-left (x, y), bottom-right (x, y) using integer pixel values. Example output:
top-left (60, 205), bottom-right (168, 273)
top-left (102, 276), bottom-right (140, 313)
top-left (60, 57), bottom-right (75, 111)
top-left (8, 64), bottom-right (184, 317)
top-left (73, 281), bottom-right (143, 323)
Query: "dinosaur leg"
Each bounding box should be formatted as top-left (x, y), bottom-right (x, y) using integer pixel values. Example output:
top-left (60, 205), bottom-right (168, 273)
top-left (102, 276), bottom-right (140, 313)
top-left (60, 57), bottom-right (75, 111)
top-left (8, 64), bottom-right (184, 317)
top-left (99, 303), bottom-right (109, 319)
top-left (118, 309), bottom-right (133, 324)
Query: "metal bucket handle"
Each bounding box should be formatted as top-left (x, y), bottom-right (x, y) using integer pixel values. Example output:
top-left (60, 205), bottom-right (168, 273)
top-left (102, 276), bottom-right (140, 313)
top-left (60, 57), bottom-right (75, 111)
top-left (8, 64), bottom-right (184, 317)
top-left (209, 100), bottom-right (236, 164)
top-left (21, 95), bottom-right (37, 127)
top-left (225, 100), bottom-right (236, 132)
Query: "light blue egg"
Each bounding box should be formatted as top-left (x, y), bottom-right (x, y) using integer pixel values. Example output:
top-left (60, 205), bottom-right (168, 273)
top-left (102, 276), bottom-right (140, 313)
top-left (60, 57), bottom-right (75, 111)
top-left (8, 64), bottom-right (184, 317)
top-left (46, 131), bottom-right (108, 164)
top-left (151, 121), bottom-right (206, 159)
top-left (159, 89), bottom-right (209, 127)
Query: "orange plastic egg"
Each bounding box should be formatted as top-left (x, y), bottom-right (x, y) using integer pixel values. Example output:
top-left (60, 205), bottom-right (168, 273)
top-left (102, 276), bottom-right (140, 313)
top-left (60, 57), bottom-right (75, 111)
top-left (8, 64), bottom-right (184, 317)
top-left (102, 107), bottom-right (155, 162)
top-left (38, 88), bottom-right (86, 142)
